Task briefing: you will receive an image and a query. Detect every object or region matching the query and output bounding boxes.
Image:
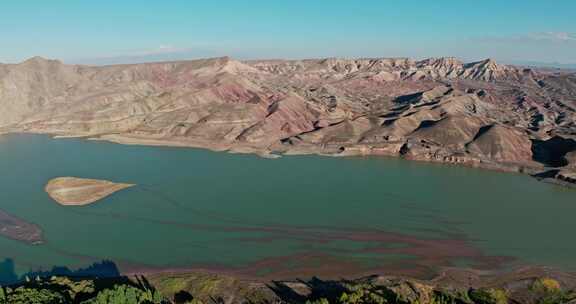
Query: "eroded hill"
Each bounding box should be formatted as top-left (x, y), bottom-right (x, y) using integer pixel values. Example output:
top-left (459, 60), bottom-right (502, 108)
top-left (1, 56), bottom-right (575, 182)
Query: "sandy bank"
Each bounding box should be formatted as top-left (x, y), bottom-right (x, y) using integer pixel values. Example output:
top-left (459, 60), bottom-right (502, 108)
top-left (45, 177), bottom-right (135, 206)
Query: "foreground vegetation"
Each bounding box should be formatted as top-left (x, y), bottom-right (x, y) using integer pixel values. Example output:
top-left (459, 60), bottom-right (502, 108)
top-left (0, 273), bottom-right (575, 303)
top-left (300, 277), bottom-right (576, 304)
top-left (0, 276), bottom-right (166, 304)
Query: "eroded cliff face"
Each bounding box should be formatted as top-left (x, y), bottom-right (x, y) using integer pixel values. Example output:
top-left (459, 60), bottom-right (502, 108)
top-left (1, 56), bottom-right (575, 178)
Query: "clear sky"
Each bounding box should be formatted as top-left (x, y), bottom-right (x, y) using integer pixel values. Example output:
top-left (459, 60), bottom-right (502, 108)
top-left (1, 0), bottom-right (575, 64)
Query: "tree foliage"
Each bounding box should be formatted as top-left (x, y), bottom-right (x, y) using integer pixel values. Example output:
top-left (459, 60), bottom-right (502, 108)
top-left (3, 287), bottom-right (66, 304)
top-left (81, 284), bottom-right (165, 304)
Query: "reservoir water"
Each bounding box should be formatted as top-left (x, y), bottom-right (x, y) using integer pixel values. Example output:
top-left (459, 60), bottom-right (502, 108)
top-left (0, 134), bottom-right (575, 279)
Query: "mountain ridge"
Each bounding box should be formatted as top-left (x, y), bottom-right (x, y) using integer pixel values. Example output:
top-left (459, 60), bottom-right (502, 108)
top-left (1, 55), bottom-right (575, 184)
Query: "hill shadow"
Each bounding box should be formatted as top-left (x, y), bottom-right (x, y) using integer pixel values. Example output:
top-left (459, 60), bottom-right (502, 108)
top-left (0, 258), bottom-right (121, 285)
top-left (268, 277), bottom-right (350, 303)
top-left (0, 258), bottom-right (18, 285)
top-left (0, 258), bottom-right (161, 303)
top-left (532, 136), bottom-right (576, 167)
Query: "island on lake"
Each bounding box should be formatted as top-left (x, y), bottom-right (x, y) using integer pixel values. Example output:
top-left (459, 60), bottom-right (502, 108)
top-left (45, 177), bottom-right (135, 206)
top-left (0, 209), bottom-right (43, 244)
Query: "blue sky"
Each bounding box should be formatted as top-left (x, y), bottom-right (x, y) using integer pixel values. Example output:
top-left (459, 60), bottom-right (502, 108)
top-left (1, 1), bottom-right (575, 64)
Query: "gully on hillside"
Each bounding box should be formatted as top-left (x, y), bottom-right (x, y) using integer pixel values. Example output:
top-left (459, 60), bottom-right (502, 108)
top-left (0, 56), bottom-right (575, 185)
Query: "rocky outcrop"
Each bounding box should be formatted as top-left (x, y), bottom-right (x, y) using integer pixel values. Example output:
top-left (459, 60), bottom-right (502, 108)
top-left (1, 56), bottom-right (575, 182)
top-left (532, 168), bottom-right (576, 188)
top-left (556, 170), bottom-right (576, 184)
top-left (45, 177), bottom-right (135, 206)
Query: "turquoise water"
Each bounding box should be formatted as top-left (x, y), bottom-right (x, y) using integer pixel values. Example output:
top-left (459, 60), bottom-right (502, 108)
top-left (0, 134), bottom-right (575, 278)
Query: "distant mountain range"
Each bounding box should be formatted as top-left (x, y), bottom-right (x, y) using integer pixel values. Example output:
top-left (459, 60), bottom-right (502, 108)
top-left (70, 52), bottom-right (576, 71)
top-left (1, 56), bottom-right (575, 184)
top-left (507, 60), bottom-right (576, 70)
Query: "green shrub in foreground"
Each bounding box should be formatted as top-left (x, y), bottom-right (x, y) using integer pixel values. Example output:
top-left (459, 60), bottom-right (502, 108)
top-left (469, 288), bottom-right (508, 304)
top-left (81, 284), bottom-right (166, 304)
top-left (4, 287), bottom-right (66, 304)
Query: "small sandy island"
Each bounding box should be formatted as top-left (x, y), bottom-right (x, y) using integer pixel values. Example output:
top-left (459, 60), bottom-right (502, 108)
top-left (45, 177), bottom-right (135, 206)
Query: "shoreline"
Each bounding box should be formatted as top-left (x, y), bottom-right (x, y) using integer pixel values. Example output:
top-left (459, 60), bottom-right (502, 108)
top-left (26, 131), bottom-right (575, 187)
top-left (3, 263), bottom-right (576, 303)
top-left (4, 131), bottom-right (574, 189)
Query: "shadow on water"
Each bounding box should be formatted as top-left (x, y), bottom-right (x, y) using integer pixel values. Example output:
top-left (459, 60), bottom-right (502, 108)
top-left (0, 258), bottom-right (163, 303)
top-left (0, 258), bottom-right (120, 285)
top-left (0, 258), bottom-right (18, 285)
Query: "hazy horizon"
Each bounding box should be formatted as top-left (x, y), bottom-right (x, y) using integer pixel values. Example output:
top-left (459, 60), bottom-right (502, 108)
top-left (1, 1), bottom-right (575, 65)
top-left (6, 54), bottom-right (576, 70)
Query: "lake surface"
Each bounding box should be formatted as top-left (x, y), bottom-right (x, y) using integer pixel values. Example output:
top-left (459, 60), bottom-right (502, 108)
top-left (0, 134), bottom-right (575, 280)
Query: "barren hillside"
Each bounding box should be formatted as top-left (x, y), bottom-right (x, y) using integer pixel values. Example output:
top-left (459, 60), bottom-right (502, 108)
top-left (1, 56), bottom-right (575, 183)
